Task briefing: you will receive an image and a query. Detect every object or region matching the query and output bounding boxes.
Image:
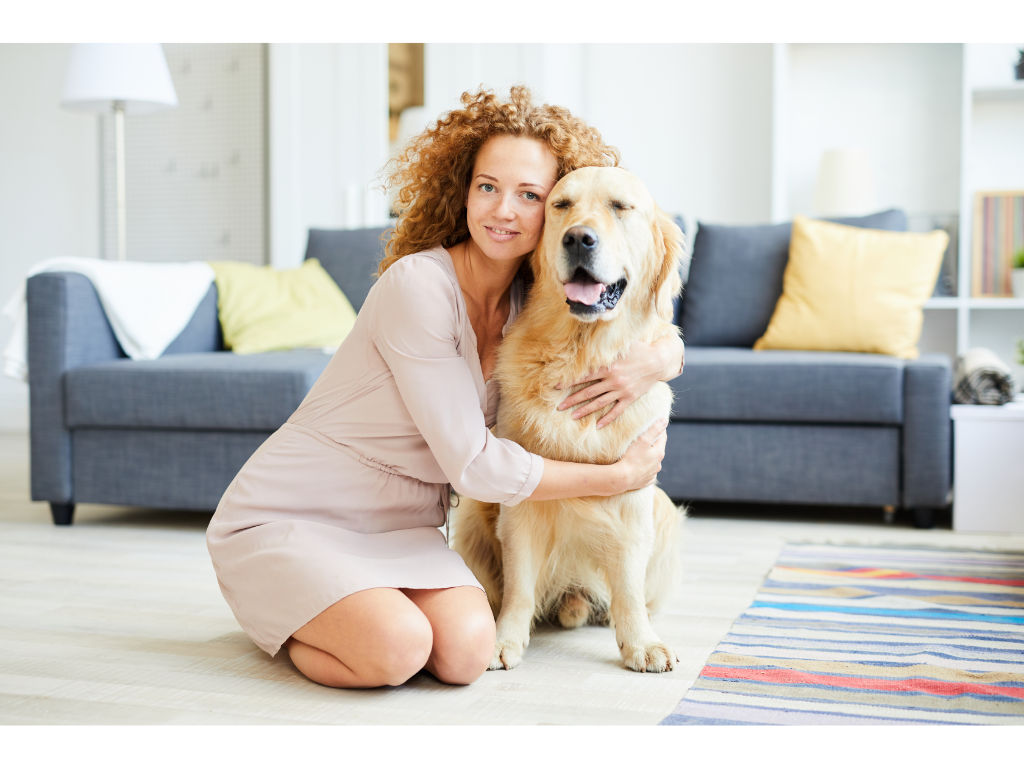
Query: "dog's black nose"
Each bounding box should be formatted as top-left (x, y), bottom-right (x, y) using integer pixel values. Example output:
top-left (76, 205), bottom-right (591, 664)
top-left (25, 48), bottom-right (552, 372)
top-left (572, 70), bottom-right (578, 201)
top-left (562, 226), bottom-right (599, 262)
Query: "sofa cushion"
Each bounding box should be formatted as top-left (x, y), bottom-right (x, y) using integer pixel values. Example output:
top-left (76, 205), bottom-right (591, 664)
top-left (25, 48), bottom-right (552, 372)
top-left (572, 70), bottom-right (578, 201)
top-left (754, 216), bottom-right (946, 359)
top-left (305, 227), bottom-right (390, 312)
top-left (210, 259), bottom-right (358, 354)
top-left (162, 283), bottom-right (224, 355)
top-left (680, 209), bottom-right (907, 347)
top-left (669, 347), bottom-right (905, 424)
top-left (66, 351), bottom-right (331, 431)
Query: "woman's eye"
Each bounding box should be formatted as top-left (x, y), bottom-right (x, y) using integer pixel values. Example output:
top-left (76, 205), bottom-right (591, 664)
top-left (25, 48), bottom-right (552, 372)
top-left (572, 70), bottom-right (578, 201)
top-left (524, 191), bottom-right (539, 201)
top-left (480, 183), bottom-right (495, 193)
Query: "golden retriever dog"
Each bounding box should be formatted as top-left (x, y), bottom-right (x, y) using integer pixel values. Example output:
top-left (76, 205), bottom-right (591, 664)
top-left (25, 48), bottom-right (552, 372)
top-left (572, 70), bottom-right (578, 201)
top-left (452, 166), bottom-right (686, 674)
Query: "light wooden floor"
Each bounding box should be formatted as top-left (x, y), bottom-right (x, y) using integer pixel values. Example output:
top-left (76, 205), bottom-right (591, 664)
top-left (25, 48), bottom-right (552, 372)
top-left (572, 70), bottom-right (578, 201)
top-left (2, 432), bottom-right (1022, 725)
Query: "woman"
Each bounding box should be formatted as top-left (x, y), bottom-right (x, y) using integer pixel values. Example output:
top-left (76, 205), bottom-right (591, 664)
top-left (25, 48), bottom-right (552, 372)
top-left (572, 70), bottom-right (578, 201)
top-left (206, 87), bottom-right (685, 689)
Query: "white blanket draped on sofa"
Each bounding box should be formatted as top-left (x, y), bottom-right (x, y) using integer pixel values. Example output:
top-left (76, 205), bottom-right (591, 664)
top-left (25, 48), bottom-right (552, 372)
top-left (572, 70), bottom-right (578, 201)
top-left (3, 257), bottom-right (215, 382)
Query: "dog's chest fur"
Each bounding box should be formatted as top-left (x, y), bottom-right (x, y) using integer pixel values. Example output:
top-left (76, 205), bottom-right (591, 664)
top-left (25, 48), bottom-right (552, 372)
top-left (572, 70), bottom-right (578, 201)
top-left (492, 314), bottom-right (674, 466)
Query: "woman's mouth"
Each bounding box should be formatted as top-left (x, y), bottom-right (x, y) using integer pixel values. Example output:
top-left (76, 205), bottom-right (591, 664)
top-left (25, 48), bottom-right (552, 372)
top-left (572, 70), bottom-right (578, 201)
top-left (485, 226), bottom-right (519, 240)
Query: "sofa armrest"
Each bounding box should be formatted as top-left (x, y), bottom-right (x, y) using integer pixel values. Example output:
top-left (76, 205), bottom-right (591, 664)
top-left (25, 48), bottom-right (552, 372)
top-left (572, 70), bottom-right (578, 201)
top-left (27, 272), bottom-right (124, 503)
top-left (902, 353), bottom-right (952, 508)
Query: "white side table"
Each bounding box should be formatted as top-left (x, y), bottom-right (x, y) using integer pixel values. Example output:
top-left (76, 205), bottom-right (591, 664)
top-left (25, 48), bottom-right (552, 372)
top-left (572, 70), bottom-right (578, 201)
top-left (951, 396), bottom-right (1024, 533)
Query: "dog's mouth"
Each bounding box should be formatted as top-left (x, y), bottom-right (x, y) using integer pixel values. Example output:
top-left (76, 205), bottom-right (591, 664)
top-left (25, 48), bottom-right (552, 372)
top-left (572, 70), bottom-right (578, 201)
top-left (563, 267), bottom-right (627, 315)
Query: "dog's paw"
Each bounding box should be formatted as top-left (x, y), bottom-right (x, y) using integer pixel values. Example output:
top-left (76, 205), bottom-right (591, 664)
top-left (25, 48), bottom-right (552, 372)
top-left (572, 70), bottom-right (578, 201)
top-left (621, 640), bottom-right (676, 673)
top-left (488, 639), bottom-right (525, 671)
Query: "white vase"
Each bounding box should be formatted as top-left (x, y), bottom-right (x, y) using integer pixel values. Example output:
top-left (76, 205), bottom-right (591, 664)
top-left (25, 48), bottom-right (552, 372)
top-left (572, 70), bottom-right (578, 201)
top-left (1013, 268), bottom-right (1024, 298)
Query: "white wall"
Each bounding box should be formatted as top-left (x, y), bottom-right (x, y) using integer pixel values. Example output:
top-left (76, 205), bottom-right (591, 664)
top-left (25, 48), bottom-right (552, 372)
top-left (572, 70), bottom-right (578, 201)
top-left (268, 43), bottom-right (390, 269)
top-left (780, 44), bottom-right (962, 220)
top-left (582, 44), bottom-right (774, 228)
top-left (0, 44), bottom-right (99, 432)
top-left (421, 43), bottom-right (775, 233)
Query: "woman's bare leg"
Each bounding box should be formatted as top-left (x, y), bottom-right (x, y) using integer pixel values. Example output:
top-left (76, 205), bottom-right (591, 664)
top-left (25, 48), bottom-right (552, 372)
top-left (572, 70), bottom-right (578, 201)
top-left (286, 587), bottom-right (433, 688)
top-left (402, 586), bottom-right (496, 685)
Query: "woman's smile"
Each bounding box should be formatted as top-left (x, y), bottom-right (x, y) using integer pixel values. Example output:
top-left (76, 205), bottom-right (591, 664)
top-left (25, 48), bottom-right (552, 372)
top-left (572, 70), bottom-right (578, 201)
top-left (484, 225), bottom-right (520, 241)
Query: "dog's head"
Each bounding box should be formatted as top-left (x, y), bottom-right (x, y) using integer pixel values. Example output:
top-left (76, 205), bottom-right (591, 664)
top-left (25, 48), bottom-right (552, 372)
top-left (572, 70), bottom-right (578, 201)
top-left (535, 167), bottom-right (684, 324)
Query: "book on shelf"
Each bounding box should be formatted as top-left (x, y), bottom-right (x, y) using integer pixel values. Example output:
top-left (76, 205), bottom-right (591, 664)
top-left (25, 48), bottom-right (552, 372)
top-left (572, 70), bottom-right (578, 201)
top-left (973, 190), bottom-right (1024, 297)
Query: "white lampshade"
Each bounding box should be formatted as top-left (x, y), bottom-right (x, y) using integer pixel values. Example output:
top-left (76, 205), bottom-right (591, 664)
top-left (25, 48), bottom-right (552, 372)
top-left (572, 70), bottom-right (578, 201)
top-left (814, 148), bottom-right (876, 218)
top-left (61, 43), bottom-right (178, 114)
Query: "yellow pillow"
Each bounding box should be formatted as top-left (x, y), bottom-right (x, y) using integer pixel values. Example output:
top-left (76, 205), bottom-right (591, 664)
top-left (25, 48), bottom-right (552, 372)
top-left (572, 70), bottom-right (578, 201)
top-left (753, 216), bottom-right (947, 359)
top-left (208, 259), bottom-right (357, 354)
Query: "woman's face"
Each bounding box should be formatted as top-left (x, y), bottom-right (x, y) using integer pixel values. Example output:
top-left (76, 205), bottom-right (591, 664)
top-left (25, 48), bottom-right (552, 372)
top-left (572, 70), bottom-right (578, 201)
top-left (465, 135), bottom-right (559, 264)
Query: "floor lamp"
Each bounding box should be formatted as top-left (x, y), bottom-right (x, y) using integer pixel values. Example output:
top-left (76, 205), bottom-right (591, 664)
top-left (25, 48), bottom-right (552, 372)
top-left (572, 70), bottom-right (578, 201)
top-left (61, 44), bottom-right (178, 261)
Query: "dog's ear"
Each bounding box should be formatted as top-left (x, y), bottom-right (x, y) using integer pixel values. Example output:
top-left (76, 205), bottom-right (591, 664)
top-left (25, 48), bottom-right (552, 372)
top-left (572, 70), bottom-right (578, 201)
top-left (651, 208), bottom-right (686, 322)
top-left (528, 228), bottom-right (547, 288)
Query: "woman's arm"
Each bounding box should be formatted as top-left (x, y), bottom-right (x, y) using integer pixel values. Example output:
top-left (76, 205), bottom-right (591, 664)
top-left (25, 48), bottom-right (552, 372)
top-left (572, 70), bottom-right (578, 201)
top-left (526, 418), bottom-right (668, 501)
top-left (372, 257), bottom-right (544, 505)
top-left (556, 333), bottom-right (685, 429)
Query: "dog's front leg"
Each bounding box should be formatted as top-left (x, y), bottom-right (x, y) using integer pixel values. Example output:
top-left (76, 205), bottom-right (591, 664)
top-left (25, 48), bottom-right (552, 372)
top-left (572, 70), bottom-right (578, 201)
top-left (489, 504), bottom-right (540, 671)
top-left (609, 489), bottom-right (676, 673)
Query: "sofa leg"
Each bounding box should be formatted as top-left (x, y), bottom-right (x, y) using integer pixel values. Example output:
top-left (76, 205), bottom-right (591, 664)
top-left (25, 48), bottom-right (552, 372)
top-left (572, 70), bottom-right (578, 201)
top-left (911, 508), bottom-right (936, 530)
top-left (50, 503), bottom-right (75, 526)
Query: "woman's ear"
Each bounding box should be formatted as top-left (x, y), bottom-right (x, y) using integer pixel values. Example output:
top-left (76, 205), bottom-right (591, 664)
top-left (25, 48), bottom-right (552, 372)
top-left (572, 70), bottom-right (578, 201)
top-left (652, 208), bottom-right (686, 322)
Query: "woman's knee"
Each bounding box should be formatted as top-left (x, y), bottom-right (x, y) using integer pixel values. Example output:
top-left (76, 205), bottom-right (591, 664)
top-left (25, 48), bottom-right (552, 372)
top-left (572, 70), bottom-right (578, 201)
top-left (430, 608), bottom-right (496, 685)
top-left (370, 608), bottom-right (434, 686)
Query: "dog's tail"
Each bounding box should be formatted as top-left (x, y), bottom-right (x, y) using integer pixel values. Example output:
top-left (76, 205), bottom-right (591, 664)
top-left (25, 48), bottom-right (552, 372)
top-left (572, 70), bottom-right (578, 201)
top-left (449, 497), bottom-right (505, 617)
top-left (645, 488), bottom-right (685, 613)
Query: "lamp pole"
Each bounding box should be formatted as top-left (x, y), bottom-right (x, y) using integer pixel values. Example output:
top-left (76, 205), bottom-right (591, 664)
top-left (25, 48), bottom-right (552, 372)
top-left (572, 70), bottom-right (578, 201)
top-left (60, 44), bottom-right (178, 261)
top-left (114, 100), bottom-right (127, 261)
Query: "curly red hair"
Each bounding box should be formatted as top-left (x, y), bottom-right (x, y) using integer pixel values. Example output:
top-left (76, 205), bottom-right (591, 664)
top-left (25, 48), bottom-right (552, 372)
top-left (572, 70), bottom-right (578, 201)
top-left (378, 86), bottom-right (619, 275)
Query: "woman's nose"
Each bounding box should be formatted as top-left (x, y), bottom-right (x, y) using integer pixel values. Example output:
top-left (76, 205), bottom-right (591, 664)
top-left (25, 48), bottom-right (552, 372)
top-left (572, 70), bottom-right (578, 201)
top-left (495, 193), bottom-right (516, 219)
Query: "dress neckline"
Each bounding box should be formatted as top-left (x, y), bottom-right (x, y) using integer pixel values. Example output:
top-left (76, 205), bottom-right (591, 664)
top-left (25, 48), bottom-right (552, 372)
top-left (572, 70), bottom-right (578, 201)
top-left (435, 245), bottom-right (518, 403)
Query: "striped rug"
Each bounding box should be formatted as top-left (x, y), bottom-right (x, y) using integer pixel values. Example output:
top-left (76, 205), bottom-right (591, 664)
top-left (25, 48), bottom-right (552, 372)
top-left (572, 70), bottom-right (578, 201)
top-left (662, 543), bottom-right (1024, 725)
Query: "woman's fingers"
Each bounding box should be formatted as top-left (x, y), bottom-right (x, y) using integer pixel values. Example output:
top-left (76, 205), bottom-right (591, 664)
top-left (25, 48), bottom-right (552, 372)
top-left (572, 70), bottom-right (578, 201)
top-left (555, 365), bottom-right (613, 395)
top-left (595, 398), bottom-right (631, 428)
top-left (557, 386), bottom-right (597, 411)
top-left (557, 380), bottom-right (608, 411)
top-left (571, 394), bottom-right (613, 419)
top-left (613, 417), bottom-right (669, 492)
top-left (646, 418), bottom-right (669, 446)
top-left (653, 426), bottom-right (668, 454)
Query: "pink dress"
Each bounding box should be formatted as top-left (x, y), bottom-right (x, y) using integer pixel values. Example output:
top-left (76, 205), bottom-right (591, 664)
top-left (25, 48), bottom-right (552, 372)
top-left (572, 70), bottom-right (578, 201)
top-left (206, 246), bottom-right (544, 656)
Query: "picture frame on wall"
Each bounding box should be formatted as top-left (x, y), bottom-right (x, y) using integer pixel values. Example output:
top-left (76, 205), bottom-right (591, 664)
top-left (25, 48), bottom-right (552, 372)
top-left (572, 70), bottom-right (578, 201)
top-left (972, 190), bottom-right (1024, 297)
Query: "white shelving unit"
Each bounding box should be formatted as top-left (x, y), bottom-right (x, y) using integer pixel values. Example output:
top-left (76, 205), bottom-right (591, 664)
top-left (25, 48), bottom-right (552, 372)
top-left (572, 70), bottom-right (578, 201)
top-left (954, 44), bottom-right (1024, 384)
top-left (773, 43), bottom-right (1024, 385)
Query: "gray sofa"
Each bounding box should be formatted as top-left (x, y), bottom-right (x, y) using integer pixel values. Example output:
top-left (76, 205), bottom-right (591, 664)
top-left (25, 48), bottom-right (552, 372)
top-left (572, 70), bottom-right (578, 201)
top-left (27, 227), bottom-right (385, 525)
top-left (660, 210), bottom-right (951, 526)
top-left (27, 216), bottom-right (951, 527)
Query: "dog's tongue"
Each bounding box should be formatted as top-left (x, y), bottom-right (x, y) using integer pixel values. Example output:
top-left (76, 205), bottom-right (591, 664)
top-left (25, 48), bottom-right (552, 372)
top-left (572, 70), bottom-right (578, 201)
top-left (564, 281), bottom-right (606, 305)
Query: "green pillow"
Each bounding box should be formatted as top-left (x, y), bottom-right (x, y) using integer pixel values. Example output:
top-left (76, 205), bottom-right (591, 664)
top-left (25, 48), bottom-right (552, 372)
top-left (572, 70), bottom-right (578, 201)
top-left (208, 259), bottom-right (357, 354)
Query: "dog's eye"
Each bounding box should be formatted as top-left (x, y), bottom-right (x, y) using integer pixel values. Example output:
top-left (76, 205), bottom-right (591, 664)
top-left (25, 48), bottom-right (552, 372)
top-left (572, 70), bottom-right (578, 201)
top-left (552, 199), bottom-right (572, 210)
top-left (611, 201), bottom-right (632, 212)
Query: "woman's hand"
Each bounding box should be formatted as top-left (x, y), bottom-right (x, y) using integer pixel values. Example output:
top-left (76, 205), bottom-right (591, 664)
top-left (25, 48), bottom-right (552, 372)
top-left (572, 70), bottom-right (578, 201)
top-left (614, 418), bottom-right (669, 493)
top-left (556, 334), bottom-right (684, 428)
top-left (525, 417), bottom-right (670, 501)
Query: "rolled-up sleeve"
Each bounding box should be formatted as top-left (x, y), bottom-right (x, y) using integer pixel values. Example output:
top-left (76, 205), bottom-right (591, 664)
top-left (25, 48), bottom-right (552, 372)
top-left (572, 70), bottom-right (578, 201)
top-left (369, 257), bottom-right (543, 505)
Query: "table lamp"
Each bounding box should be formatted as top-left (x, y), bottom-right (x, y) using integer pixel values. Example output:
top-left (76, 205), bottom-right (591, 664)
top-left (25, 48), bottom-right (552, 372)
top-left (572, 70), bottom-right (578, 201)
top-left (61, 44), bottom-right (178, 260)
top-left (814, 148), bottom-right (876, 218)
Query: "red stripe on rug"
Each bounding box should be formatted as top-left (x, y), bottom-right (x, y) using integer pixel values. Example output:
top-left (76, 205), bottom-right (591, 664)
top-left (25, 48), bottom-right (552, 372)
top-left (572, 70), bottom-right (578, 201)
top-left (700, 665), bottom-right (1024, 699)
